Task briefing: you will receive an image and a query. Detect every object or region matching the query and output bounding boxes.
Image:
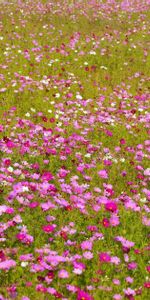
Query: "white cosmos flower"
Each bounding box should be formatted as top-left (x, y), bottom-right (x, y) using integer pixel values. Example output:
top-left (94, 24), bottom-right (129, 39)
top-left (55, 93), bottom-right (60, 98)
top-left (21, 262), bottom-right (28, 267)
top-left (120, 158), bottom-right (125, 162)
top-left (76, 94), bottom-right (82, 100)
top-left (25, 113), bottom-right (30, 117)
top-left (89, 50), bottom-right (96, 55)
top-left (7, 167), bottom-right (13, 172)
top-left (22, 186), bottom-right (29, 192)
top-left (85, 153), bottom-right (91, 158)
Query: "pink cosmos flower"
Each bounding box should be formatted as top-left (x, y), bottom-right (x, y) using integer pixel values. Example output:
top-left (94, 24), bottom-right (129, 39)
top-left (47, 287), bottom-right (56, 295)
top-left (19, 254), bottom-right (33, 261)
top-left (0, 259), bottom-right (16, 270)
top-left (83, 251), bottom-right (93, 260)
top-left (58, 269), bottom-right (69, 278)
top-left (126, 277), bottom-right (134, 284)
top-left (142, 216), bottom-right (150, 226)
top-left (124, 287), bottom-right (136, 296)
top-left (113, 279), bottom-right (120, 285)
top-left (111, 256), bottom-right (121, 265)
top-left (36, 284), bottom-right (47, 293)
top-left (127, 262), bottom-right (137, 270)
top-left (113, 294), bottom-right (122, 300)
top-left (66, 284), bottom-right (78, 293)
top-left (81, 240), bottom-right (93, 250)
top-left (98, 169), bottom-right (108, 179)
top-left (110, 214), bottom-right (120, 226)
top-left (104, 160), bottom-right (112, 166)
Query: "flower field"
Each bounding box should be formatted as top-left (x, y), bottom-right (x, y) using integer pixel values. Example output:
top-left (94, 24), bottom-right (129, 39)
top-left (0, 1), bottom-right (150, 299)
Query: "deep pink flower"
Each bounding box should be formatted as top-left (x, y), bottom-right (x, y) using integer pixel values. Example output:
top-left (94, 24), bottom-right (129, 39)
top-left (6, 140), bottom-right (15, 149)
top-left (3, 158), bottom-right (11, 166)
top-left (104, 160), bottom-right (112, 166)
top-left (144, 282), bottom-right (150, 288)
top-left (0, 251), bottom-right (5, 262)
top-left (41, 172), bottom-right (53, 181)
top-left (77, 289), bottom-right (94, 300)
top-left (102, 218), bottom-right (110, 227)
top-left (120, 139), bottom-right (126, 145)
top-left (87, 225), bottom-right (97, 232)
top-left (42, 224), bottom-right (56, 233)
top-left (29, 202), bottom-right (39, 208)
top-left (105, 130), bottom-right (113, 137)
top-left (146, 265), bottom-right (150, 273)
top-left (16, 233), bottom-right (33, 244)
top-left (105, 202), bottom-right (118, 213)
top-left (54, 291), bottom-right (63, 298)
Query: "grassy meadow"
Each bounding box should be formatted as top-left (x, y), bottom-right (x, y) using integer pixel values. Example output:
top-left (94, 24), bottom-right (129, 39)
top-left (0, 1), bottom-right (150, 299)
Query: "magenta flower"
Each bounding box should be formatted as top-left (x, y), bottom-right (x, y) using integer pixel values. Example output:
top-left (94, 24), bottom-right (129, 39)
top-left (0, 250), bottom-right (5, 262)
top-left (16, 233), bottom-right (33, 244)
top-left (127, 262), bottom-right (137, 270)
top-left (41, 171), bottom-right (53, 181)
top-left (144, 282), bottom-right (150, 288)
top-left (102, 218), bottom-right (110, 227)
top-left (120, 138), bottom-right (126, 145)
top-left (42, 224), bottom-right (56, 233)
top-left (146, 265), bottom-right (150, 273)
top-left (99, 252), bottom-right (111, 263)
top-left (77, 289), bottom-right (94, 300)
top-left (105, 202), bottom-right (118, 213)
